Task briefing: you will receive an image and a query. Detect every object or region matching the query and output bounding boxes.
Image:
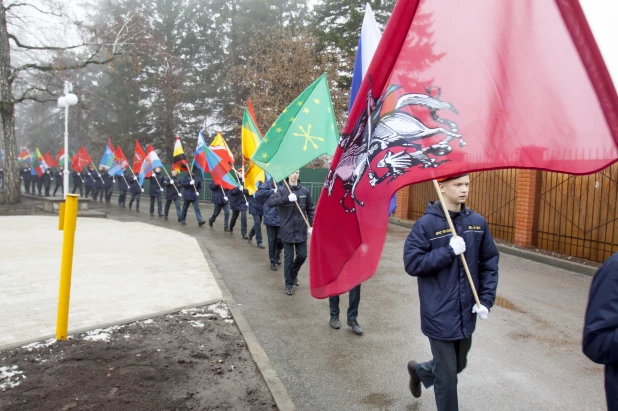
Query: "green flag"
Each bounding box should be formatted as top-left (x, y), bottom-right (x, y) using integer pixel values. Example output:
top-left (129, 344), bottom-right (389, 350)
top-left (251, 73), bottom-right (338, 181)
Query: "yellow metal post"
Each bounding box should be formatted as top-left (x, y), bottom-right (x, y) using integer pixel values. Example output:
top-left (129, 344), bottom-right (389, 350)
top-left (56, 194), bottom-right (79, 340)
top-left (58, 202), bottom-right (65, 230)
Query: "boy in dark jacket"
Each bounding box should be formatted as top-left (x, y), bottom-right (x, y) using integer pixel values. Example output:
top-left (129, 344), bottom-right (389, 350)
top-left (42, 168), bottom-right (53, 196)
top-left (583, 252), bottom-right (618, 411)
top-left (228, 180), bottom-right (249, 238)
top-left (180, 174), bottom-right (205, 227)
top-left (20, 166), bottom-right (32, 193)
top-left (208, 181), bottom-right (230, 231)
top-left (260, 179), bottom-right (283, 270)
top-left (71, 170), bottom-right (83, 196)
top-left (149, 167), bottom-right (164, 217)
top-left (163, 169), bottom-right (183, 221)
top-left (53, 166), bottom-right (64, 197)
top-left (94, 166), bottom-right (104, 201)
top-left (128, 174), bottom-right (143, 211)
top-left (267, 170), bottom-right (315, 295)
top-left (103, 167), bottom-right (114, 204)
top-left (32, 170), bottom-right (42, 196)
top-left (403, 174), bottom-right (499, 410)
top-left (117, 170), bottom-right (131, 207)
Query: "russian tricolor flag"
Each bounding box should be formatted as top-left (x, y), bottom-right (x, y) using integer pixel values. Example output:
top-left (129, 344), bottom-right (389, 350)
top-left (349, 4), bottom-right (396, 214)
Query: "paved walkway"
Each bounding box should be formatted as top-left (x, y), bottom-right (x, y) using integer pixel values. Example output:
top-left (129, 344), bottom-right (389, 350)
top-left (97, 202), bottom-right (606, 411)
top-left (0, 216), bottom-right (222, 349)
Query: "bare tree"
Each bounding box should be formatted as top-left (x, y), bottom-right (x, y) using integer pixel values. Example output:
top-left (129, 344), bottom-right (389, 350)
top-left (0, 0), bottom-right (146, 204)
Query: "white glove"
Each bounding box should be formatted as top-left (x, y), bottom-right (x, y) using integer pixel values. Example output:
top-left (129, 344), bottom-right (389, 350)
top-left (133, 176), bottom-right (138, 180)
top-left (113, 179), bottom-right (115, 183)
top-left (449, 236), bottom-right (466, 255)
top-left (196, 191), bottom-right (200, 196)
top-left (190, 179), bottom-right (195, 185)
top-left (179, 193), bottom-right (183, 198)
top-left (307, 227), bottom-right (313, 235)
top-left (50, 177), bottom-right (53, 180)
top-left (472, 304), bottom-right (489, 320)
top-left (288, 193), bottom-right (297, 202)
top-left (245, 201), bottom-right (249, 207)
top-left (141, 188), bottom-right (144, 192)
top-left (223, 196), bottom-right (228, 201)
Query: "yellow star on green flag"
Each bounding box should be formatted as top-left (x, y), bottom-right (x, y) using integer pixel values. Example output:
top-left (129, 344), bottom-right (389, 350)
top-left (251, 73), bottom-right (338, 181)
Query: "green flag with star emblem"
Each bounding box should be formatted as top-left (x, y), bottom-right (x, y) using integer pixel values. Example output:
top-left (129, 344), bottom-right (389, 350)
top-left (251, 73), bottom-right (338, 181)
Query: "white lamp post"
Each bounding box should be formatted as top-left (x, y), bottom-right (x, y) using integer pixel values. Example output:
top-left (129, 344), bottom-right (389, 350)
top-left (58, 81), bottom-right (78, 198)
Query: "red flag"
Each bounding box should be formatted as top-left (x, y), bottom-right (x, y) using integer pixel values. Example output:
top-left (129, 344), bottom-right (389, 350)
top-left (133, 140), bottom-right (146, 173)
top-left (70, 147), bottom-right (92, 173)
top-left (43, 152), bottom-right (55, 168)
top-left (108, 137), bottom-right (114, 152)
top-left (310, 0), bottom-right (618, 299)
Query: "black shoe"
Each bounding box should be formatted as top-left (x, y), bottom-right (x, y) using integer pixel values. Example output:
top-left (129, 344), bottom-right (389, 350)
top-left (270, 263), bottom-right (278, 271)
top-left (247, 237), bottom-right (252, 244)
top-left (208, 220), bottom-right (213, 228)
top-left (229, 230), bottom-right (233, 234)
top-left (136, 209), bottom-right (140, 212)
top-left (257, 243), bottom-right (265, 249)
top-left (294, 278), bottom-right (300, 287)
top-left (329, 315), bottom-right (340, 330)
top-left (242, 235), bottom-right (248, 239)
top-left (224, 228), bottom-right (230, 232)
top-left (408, 361), bottom-right (422, 398)
top-left (159, 214), bottom-right (163, 218)
top-left (150, 213), bottom-right (154, 216)
top-left (347, 319), bottom-right (363, 336)
top-left (285, 287), bottom-right (293, 296)
top-left (198, 221), bottom-right (206, 227)
top-left (276, 259), bottom-right (281, 265)
top-left (164, 216), bottom-right (168, 220)
top-left (181, 221), bottom-right (187, 226)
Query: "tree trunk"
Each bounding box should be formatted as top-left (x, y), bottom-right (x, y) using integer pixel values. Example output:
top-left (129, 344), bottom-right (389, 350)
top-left (0, 1), bottom-right (19, 204)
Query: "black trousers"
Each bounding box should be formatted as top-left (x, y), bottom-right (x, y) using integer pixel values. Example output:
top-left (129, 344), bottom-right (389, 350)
top-left (329, 284), bottom-right (361, 322)
top-left (283, 241), bottom-right (307, 287)
top-left (180, 199), bottom-right (203, 223)
top-left (150, 195), bottom-right (162, 215)
top-left (53, 183), bottom-right (63, 196)
top-left (35, 180), bottom-right (42, 195)
top-left (105, 187), bottom-right (113, 203)
top-left (118, 190), bottom-right (127, 207)
top-left (129, 192), bottom-right (141, 210)
top-left (266, 225), bottom-right (283, 264)
top-left (209, 203), bottom-right (230, 229)
top-left (249, 214), bottom-right (263, 243)
top-left (165, 197), bottom-right (182, 220)
top-left (229, 209), bottom-right (247, 235)
top-left (85, 185), bottom-right (94, 198)
top-left (24, 179), bottom-right (30, 193)
top-left (414, 337), bottom-right (473, 411)
top-left (72, 183), bottom-right (83, 196)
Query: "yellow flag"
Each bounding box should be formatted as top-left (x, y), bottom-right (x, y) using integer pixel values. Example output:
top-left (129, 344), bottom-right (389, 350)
top-left (242, 106), bottom-right (266, 194)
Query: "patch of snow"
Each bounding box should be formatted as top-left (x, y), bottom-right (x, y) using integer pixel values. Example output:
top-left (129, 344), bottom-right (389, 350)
top-left (21, 338), bottom-right (56, 352)
top-left (193, 313), bottom-right (216, 318)
top-left (225, 319), bottom-right (235, 324)
top-left (189, 321), bottom-right (204, 328)
top-left (140, 319), bottom-right (154, 325)
top-left (82, 325), bottom-right (125, 342)
top-left (0, 365), bottom-right (24, 391)
top-left (208, 302), bottom-right (231, 319)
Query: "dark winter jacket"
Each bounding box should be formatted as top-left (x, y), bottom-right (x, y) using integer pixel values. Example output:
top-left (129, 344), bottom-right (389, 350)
top-left (20, 168), bottom-right (32, 182)
top-left (84, 169), bottom-right (97, 186)
top-left (129, 175), bottom-right (142, 195)
top-left (229, 186), bottom-right (249, 211)
top-left (72, 171), bottom-right (82, 186)
top-left (210, 182), bottom-right (229, 205)
top-left (54, 169), bottom-right (64, 185)
top-left (42, 169), bottom-right (53, 185)
top-left (103, 171), bottom-right (114, 188)
top-left (267, 181), bottom-right (315, 243)
top-left (94, 170), bottom-right (104, 188)
top-left (181, 175), bottom-right (202, 201)
top-left (164, 175), bottom-right (181, 200)
top-left (258, 180), bottom-right (281, 226)
top-left (149, 172), bottom-right (164, 197)
top-left (583, 252), bottom-right (618, 411)
top-left (403, 201), bottom-right (500, 341)
top-left (117, 172), bottom-right (130, 192)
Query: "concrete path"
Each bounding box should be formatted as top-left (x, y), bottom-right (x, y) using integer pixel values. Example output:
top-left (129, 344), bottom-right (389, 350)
top-left (0, 216), bottom-right (222, 349)
top-left (97, 202), bottom-right (606, 411)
